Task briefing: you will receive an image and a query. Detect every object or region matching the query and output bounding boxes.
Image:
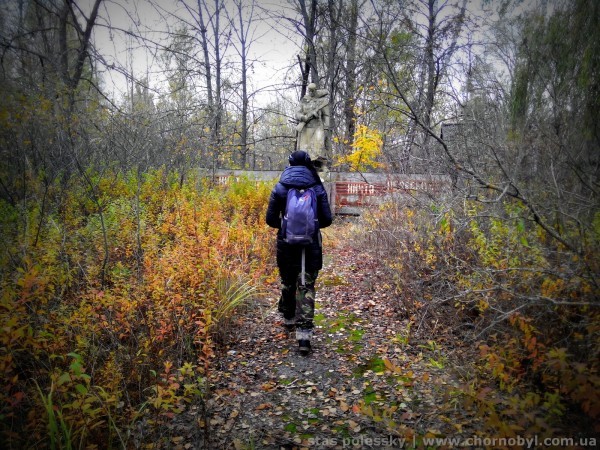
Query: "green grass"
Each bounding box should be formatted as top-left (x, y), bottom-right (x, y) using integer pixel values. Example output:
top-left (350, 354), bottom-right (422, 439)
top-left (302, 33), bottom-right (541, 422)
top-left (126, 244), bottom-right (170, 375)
top-left (353, 356), bottom-right (386, 377)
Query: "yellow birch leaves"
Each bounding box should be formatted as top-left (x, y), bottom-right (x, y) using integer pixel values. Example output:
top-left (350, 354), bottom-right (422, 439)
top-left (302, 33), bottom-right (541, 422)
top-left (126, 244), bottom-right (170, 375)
top-left (338, 124), bottom-right (384, 171)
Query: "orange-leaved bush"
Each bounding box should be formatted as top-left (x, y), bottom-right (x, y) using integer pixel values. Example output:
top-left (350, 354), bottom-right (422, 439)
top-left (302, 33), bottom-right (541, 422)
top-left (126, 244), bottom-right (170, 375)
top-left (352, 198), bottom-right (599, 436)
top-left (0, 169), bottom-right (275, 447)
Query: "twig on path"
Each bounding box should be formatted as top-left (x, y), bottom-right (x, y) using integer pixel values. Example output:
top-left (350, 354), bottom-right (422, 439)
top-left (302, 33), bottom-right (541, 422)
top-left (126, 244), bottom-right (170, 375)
top-left (278, 379), bottom-right (300, 389)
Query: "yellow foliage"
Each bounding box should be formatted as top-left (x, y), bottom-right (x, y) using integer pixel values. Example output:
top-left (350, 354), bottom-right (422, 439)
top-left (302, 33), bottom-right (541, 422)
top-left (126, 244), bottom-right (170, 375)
top-left (337, 124), bottom-right (384, 171)
top-left (0, 169), bottom-right (276, 446)
top-left (356, 197), bottom-right (600, 435)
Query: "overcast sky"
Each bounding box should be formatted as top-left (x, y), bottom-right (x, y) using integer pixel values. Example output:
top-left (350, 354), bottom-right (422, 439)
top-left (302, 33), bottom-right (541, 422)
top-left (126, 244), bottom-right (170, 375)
top-left (89, 0), bottom-right (301, 103)
top-left (87, 0), bottom-right (532, 105)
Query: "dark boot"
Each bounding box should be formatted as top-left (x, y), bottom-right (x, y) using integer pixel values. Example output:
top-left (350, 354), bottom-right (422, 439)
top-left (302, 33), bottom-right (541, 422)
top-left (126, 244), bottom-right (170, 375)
top-left (296, 329), bottom-right (313, 354)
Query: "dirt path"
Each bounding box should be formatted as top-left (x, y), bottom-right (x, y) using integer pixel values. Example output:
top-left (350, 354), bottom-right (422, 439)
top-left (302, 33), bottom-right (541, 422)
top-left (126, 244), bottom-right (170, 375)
top-left (203, 230), bottom-right (483, 449)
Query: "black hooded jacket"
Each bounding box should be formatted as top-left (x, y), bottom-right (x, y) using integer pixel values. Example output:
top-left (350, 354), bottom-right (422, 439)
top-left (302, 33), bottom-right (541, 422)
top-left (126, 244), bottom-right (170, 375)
top-left (266, 165), bottom-right (333, 272)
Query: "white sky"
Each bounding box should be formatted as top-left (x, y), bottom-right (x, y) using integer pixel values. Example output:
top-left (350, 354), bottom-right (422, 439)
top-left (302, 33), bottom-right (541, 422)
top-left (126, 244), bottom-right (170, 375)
top-left (87, 0), bottom-right (542, 105)
top-left (89, 0), bottom-right (301, 103)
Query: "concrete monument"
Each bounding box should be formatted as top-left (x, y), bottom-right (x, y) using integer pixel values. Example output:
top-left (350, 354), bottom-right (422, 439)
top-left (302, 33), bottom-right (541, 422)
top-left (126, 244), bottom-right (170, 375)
top-left (295, 83), bottom-right (330, 154)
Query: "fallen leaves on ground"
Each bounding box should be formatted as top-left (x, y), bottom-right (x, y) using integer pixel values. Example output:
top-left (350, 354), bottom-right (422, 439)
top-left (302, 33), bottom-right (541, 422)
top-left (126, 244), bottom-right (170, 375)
top-left (168, 232), bottom-right (487, 449)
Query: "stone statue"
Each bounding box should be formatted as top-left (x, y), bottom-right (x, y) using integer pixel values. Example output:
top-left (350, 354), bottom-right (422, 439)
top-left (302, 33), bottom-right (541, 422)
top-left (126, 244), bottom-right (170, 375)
top-left (295, 83), bottom-right (330, 154)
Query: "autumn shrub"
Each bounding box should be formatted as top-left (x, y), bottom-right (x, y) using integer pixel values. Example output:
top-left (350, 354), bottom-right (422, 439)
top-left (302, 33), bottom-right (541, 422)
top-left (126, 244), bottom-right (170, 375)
top-left (0, 168), bottom-right (275, 447)
top-left (353, 196), bottom-right (600, 435)
top-left (354, 198), bottom-right (468, 322)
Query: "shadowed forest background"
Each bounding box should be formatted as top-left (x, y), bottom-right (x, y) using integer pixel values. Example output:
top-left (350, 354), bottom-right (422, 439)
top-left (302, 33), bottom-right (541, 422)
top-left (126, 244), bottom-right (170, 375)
top-left (0, 0), bottom-right (598, 447)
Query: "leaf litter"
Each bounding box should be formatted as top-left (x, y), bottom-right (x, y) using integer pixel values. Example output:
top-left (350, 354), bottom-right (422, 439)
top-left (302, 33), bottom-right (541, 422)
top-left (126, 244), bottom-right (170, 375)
top-left (174, 232), bottom-right (485, 449)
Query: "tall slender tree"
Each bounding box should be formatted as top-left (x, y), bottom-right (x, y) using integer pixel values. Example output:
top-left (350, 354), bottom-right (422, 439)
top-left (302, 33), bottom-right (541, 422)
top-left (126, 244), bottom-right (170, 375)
top-left (229, 0), bottom-right (257, 168)
top-left (296, 0), bottom-right (320, 87)
top-left (342, 0), bottom-right (359, 156)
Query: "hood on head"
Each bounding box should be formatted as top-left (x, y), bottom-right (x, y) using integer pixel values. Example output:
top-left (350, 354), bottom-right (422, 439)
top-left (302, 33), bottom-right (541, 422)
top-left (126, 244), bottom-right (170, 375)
top-left (280, 165), bottom-right (317, 189)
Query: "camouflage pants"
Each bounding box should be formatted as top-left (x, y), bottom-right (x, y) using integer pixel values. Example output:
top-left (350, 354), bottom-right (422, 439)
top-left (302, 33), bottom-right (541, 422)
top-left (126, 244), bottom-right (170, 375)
top-left (278, 270), bottom-right (318, 330)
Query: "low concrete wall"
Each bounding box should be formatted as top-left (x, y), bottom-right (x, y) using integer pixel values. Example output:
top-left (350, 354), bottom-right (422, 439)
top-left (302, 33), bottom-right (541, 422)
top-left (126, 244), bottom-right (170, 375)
top-left (204, 169), bottom-right (452, 215)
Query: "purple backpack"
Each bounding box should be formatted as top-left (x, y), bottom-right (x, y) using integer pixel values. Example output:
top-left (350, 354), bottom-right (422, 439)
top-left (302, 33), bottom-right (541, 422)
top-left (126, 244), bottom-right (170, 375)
top-left (283, 187), bottom-right (317, 245)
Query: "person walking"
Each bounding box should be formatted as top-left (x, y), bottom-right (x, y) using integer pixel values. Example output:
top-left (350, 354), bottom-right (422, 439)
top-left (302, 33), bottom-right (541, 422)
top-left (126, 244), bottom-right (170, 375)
top-left (266, 151), bottom-right (333, 354)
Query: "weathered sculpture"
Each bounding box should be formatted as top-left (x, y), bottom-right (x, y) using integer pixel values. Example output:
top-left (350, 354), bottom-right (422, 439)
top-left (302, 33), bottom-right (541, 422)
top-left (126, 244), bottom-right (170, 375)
top-left (295, 83), bottom-right (330, 154)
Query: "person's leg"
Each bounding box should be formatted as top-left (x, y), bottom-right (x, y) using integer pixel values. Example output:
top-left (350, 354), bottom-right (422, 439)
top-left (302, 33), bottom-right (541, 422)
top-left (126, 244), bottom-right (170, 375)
top-left (295, 271), bottom-right (318, 329)
top-left (278, 267), bottom-right (299, 329)
top-left (295, 270), bottom-right (318, 353)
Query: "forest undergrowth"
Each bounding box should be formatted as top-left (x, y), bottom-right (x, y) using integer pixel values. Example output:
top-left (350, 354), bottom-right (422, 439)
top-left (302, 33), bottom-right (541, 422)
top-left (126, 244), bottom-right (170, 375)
top-left (0, 171), bottom-right (275, 448)
top-left (196, 215), bottom-right (598, 449)
top-left (0, 173), bottom-right (598, 448)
